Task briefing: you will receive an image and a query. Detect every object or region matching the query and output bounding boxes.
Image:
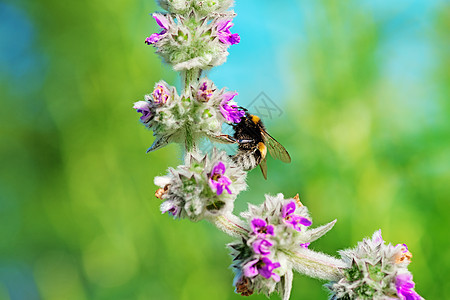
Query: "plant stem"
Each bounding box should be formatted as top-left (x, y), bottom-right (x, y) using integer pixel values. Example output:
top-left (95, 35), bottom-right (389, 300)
top-left (182, 68), bottom-right (201, 93)
top-left (282, 248), bottom-right (347, 281)
top-left (184, 125), bottom-right (195, 152)
top-left (212, 213), bottom-right (249, 237)
top-left (181, 68), bottom-right (201, 152)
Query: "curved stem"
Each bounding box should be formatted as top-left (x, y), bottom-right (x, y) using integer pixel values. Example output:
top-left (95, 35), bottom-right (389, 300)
top-left (282, 248), bottom-right (347, 281)
top-left (212, 213), bottom-right (249, 237)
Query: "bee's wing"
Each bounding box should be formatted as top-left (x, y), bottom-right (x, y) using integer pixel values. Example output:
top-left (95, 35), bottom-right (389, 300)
top-left (259, 157), bottom-right (268, 180)
top-left (262, 131), bottom-right (291, 163)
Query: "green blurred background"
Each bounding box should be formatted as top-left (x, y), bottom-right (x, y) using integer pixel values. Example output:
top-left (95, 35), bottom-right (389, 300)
top-left (1, 0), bottom-right (449, 299)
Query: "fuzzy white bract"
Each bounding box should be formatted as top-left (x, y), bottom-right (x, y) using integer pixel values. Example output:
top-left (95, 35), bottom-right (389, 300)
top-left (136, 79), bottom-right (242, 152)
top-left (326, 230), bottom-right (422, 300)
top-left (155, 149), bottom-right (247, 221)
top-left (148, 1), bottom-right (239, 70)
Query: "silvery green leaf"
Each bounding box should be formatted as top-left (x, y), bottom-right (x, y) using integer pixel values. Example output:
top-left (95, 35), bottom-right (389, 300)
top-left (303, 219), bottom-right (337, 243)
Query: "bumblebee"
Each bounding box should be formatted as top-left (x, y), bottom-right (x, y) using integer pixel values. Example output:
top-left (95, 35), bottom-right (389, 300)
top-left (220, 110), bottom-right (291, 179)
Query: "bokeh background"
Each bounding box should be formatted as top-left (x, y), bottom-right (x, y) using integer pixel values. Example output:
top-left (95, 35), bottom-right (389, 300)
top-left (1, 0), bottom-right (449, 299)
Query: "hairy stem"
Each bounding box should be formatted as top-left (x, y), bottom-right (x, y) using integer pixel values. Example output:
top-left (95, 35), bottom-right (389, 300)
top-left (282, 248), bottom-right (347, 281)
top-left (182, 68), bottom-right (201, 92)
top-left (184, 125), bottom-right (195, 152)
top-left (212, 213), bottom-right (249, 237)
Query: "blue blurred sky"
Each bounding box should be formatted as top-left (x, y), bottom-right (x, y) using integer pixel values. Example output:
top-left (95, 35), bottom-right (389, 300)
top-left (0, 0), bottom-right (443, 110)
top-left (207, 0), bottom-right (442, 117)
top-left (0, 2), bottom-right (47, 95)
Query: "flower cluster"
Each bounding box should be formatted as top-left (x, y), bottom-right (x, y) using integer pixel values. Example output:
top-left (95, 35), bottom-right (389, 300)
top-left (145, 1), bottom-right (240, 71)
top-left (326, 230), bottom-right (422, 300)
top-left (229, 194), bottom-right (338, 299)
top-left (134, 78), bottom-right (244, 152)
top-left (154, 149), bottom-right (247, 221)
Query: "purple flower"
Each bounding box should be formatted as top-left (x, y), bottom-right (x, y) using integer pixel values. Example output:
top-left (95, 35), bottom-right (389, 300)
top-left (145, 33), bottom-right (161, 45)
top-left (145, 14), bottom-right (169, 45)
top-left (252, 239), bottom-right (273, 255)
top-left (243, 257), bottom-right (281, 282)
top-left (160, 200), bottom-right (180, 218)
top-left (250, 218), bottom-right (274, 237)
top-left (243, 258), bottom-right (259, 278)
top-left (220, 92), bottom-right (245, 123)
top-left (300, 242), bottom-right (310, 249)
top-left (282, 201), bottom-right (296, 217)
top-left (216, 20), bottom-right (240, 45)
top-left (282, 201), bottom-right (312, 231)
top-left (208, 161), bottom-right (232, 195)
top-left (133, 101), bottom-right (152, 122)
top-left (402, 244), bottom-right (408, 253)
top-left (396, 273), bottom-right (422, 300)
top-left (197, 81), bottom-right (214, 102)
top-left (152, 84), bottom-right (170, 104)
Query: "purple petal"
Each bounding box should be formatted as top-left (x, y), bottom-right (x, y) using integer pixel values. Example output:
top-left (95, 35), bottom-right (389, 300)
top-left (282, 201), bottom-right (296, 218)
top-left (285, 215), bottom-right (312, 231)
top-left (300, 242), bottom-right (310, 249)
top-left (266, 224), bottom-right (274, 236)
top-left (271, 273), bottom-right (280, 282)
top-left (251, 218), bottom-right (267, 233)
top-left (215, 183), bottom-right (224, 195)
top-left (218, 176), bottom-right (232, 192)
top-left (160, 200), bottom-right (179, 217)
top-left (199, 81), bottom-right (208, 91)
top-left (224, 185), bottom-right (232, 194)
top-left (258, 263), bottom-right (272, 279)
top-left (145, 33), bottom-right (162, 45)
top-left (152, 84), bottom-right (170, 104)
top-left (216, 20), bottom-right (240, 45)
top-left (217, 20), bottom-right (232, 32)
top-left (208, 178), bottom-right (218, 192)
top-left (220, 106), bottom-right (243, 123)
top-left (228, 33), bottom-right (240, 45)
top-left (212, 161), bottom-right (226, 176)
top-left (250, 218), bottom-right (274, 237)
top-left (243, 259), bottom-right (259, 278)
top-left (208, 162), bottom-right (232, 196)
top-left (222, 91), bottom-right (238, 102)
top-left (197, 81), bottom-right (214, 101)
top-left (396, 273), bottom-right (422, 300)
top-left (401, 243), bottom-right (409, 253)
top-left (252, 239), bottom-right (273, 255)
top-left (299, 216), bottom-right (312, 227)
top-left (153, 13), bottom-right (169, 30)
top-left (289, 218), bottom-right (301, 231)
top-left (258, 257), bottom-right (281, 281)
top-left (220, 97), bottom-right (245, 123)
top-left (133, 101), bottom-right (152, 122)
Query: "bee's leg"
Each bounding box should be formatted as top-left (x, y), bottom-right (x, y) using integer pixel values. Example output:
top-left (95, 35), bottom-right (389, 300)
top-left (237, 139), bottom-right (253, 144)
top-left (212, 134), bottom-right (254, 145)
top-left (214, 134), bottom-right (238, 144)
